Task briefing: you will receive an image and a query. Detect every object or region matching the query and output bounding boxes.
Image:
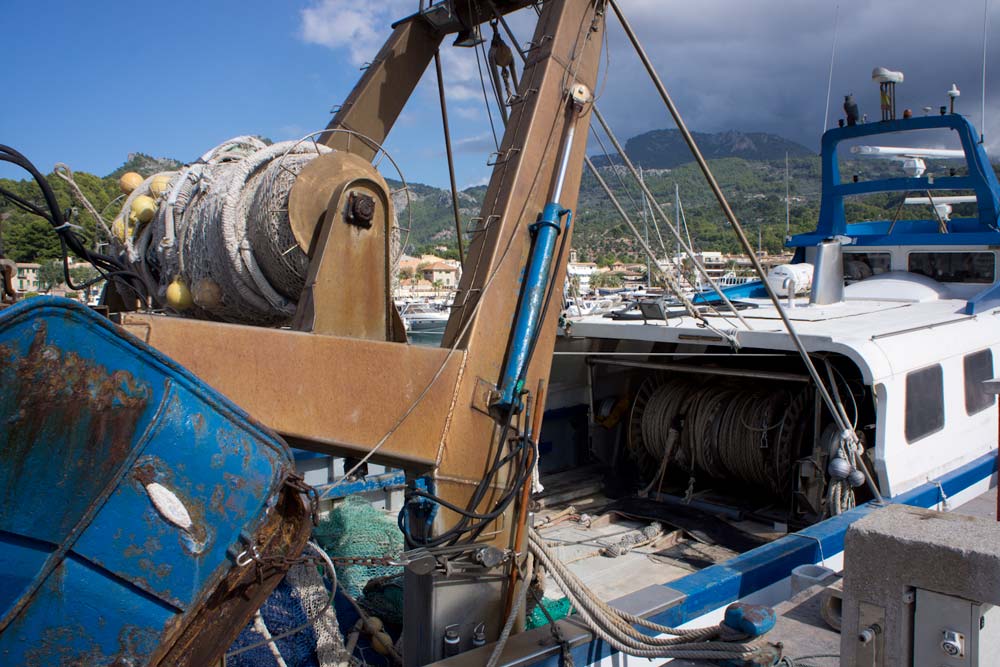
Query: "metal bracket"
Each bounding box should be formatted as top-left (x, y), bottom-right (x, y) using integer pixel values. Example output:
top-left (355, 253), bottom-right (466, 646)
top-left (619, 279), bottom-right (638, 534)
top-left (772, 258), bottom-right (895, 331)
top-left (471, 377), bottom-right (500, 416)
top-left (448, 288), bottom-right (482, 312)
top-left (524, 34), bottom-right (553, 53)
top-left (507, 88), bottom-right (538, 106)
top-left (487, 148), bottom-right (521, 166)
top-left (466, 214), bottom-right (501, 236)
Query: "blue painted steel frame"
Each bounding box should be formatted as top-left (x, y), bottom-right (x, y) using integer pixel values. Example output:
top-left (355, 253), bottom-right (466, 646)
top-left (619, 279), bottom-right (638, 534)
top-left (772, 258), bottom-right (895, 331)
top-left (316, 471), bottom-right (406, 500)
top-left (801, 113), bottom-right (1000, 242)
top-left (523, 450), bottom-right (997, 666)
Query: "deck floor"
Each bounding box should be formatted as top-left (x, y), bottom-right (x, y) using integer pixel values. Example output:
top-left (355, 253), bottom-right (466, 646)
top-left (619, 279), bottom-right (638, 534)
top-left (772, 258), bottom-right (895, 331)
top-left (532, 464), bottom-right (997, 666)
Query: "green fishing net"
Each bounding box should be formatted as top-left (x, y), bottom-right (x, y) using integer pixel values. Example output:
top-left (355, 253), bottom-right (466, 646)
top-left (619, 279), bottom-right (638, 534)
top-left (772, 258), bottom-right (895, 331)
top-left (526, 597), bottom-right (573, 629)
top-left (314, 496), bottom-right (404, 611)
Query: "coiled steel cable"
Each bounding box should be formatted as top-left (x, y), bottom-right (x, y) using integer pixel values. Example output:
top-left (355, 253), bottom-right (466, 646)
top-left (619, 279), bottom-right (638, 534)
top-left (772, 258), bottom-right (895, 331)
top-left (633, 378), bottom-right (800, 496)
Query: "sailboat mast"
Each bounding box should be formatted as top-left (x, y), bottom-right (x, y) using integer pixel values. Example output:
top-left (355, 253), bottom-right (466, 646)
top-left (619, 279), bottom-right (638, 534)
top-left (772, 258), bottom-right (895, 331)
top-left (785, 151), bottom-right (791, 240)
top-left (641, 167), bottom-right (650, 288)
top-left (674, 182), bottom-right (680, 276)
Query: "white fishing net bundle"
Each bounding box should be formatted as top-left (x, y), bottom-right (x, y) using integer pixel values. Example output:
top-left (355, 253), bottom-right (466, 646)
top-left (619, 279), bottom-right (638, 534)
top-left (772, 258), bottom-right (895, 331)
top-left (115, 137), bottom-right (332, 325)
top-left (285, 562), bottom-right (353, 667)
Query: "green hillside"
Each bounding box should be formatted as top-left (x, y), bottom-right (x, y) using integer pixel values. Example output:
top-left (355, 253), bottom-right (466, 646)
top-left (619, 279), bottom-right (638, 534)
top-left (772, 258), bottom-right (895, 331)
top-left (3, 136), bottom-right (998, 265)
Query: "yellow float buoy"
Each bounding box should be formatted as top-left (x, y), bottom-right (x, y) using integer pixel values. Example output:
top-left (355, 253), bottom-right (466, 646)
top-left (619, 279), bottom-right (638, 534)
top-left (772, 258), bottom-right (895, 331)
top-left (370, 631), bottom-right (394, 656)
top-left (119, 172), bottom-right (143, 195)
top-left (166, 277), bottom-right (193, 310)
top-left (149, 174), bottom-right (172, 198)
top-left (131, 195), bottom-right (157, 224)
top-left (362, 617), bottom-right (384, 635)
top-left (192, 278), bottom-right (222, 309)
top-left (111, 215), bottom-right (132, 243)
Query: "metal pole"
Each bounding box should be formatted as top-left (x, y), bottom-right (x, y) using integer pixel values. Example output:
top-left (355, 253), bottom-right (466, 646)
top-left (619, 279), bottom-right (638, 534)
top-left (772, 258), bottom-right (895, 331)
top-left (607, 0), bottom-right (879, 504)
top-left (641, 167), bottom-right (650, 288)
top-left (434, 50), bottom-right (466, 264)
top-left (551, 121), bottom-right (576, 204)
top-left (822, 4), bottom-right (840, 134)
top-left (587, 357), bottom-right (811, 383)
top-left (785, 152), bottom-right (791, 240)
top-left (584, 157), bottom-right (699, 317)
top-left (592, 108), bottom-right (751, 329)
top-left (982, 0), bottom-right (991, 143)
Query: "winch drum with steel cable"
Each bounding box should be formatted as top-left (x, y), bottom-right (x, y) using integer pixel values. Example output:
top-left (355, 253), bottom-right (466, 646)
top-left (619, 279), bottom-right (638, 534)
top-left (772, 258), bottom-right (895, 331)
top-left (628, 374), bottom-right (812, 498)
top-left (109, 136), bottom-right (400, 326)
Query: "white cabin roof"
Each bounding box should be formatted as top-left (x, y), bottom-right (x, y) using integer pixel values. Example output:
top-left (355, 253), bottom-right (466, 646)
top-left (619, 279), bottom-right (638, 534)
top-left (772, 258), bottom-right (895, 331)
top-left (564, 275), bottom-right (1000, 385)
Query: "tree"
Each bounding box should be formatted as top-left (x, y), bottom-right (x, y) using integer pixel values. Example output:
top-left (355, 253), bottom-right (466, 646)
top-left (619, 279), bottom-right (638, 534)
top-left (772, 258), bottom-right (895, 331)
top-left (38, 260), bottom-right (64, 293)
top-left (70, 265), bottom-right (98, 284)
top-left (591, 272), bottom-right (623, 289)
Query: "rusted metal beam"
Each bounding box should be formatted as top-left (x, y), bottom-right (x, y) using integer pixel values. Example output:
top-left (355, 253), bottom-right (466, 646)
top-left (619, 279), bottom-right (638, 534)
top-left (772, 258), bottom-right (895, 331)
top-left (432, 0), bottom-right (606, 537)
top-left (321, 19), bottom-right (443, 161)
top-left (119, 313), bottom-right (463, 471)
top-left (290, 152), bottom-right (402, 341)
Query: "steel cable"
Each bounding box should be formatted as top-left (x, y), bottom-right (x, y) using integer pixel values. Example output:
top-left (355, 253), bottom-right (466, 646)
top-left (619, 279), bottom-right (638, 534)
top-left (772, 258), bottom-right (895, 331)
top-left (634, 378), bottom-right (798, 496)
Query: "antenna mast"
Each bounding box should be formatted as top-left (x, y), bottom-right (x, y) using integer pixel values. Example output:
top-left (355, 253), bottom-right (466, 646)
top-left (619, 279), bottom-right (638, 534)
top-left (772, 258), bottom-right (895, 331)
top-left (982, 0), bottom-right (991, 143)
top-left (823, 4), bottom-right (841, 134)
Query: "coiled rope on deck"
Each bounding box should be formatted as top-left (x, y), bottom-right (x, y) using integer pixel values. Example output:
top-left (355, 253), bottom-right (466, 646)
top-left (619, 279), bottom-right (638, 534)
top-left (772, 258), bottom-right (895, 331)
top-left (526, 529), bottom-right (773, 661)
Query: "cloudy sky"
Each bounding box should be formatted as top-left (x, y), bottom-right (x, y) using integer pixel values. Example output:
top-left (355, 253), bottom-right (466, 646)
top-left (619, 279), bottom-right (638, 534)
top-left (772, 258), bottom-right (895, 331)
top-left (2, 0), bottom-right (998, 189)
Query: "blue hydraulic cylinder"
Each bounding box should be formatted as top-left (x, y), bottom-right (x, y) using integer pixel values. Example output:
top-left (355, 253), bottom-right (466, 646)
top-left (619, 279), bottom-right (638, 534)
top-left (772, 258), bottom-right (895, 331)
top-left (490, 201), bottom-right (570, 419)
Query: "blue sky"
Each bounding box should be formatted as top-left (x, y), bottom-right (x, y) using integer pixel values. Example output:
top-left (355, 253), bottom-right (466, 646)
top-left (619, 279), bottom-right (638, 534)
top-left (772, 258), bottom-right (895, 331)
top-left (0, 0), bottom-right (521, 188)
top-left (3, 0), bottom-right (998, 189)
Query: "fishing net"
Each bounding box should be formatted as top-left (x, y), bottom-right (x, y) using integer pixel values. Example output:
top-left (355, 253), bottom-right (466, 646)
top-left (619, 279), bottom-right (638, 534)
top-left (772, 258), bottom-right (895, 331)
top-left (526, 596), bottom-right (573, 630)
top-left (228, 561), bottom-right (351, 667)
top-left (362, 574), bottom-right (405, 626)
top-left (314, 496), bottom-right (404, 603)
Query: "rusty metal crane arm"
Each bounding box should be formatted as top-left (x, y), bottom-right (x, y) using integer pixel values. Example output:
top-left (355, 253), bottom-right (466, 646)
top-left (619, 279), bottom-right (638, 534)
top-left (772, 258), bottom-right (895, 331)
top-left (119, 0), bottom-right (606, 548)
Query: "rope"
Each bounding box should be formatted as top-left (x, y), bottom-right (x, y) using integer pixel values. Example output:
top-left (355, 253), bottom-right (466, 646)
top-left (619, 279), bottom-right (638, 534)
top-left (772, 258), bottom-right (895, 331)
top-left (779, 653), bottom-right (840, 666)
top-left (110, 137), bottom-right (345, 324)
top-left (225, 541), bottom-right (339, 659)
top-left (485, 568), bottom-right (527, 667)
top-left (251, 611), bottom-right (290, 667)
top-left (52, 163), bottom-right (115, 240)
top-left (528, 530), bottom-right (771, 660)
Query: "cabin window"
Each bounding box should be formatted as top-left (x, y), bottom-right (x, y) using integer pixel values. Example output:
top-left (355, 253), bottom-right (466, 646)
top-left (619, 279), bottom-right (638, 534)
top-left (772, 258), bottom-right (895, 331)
top-left (907, 252), bottom-right (995, 283)
top-left (964, 349), bottom-right (995, 416)
top-left (844, 252), bottom-right (891, 282)
top-left (905, 364), bottom-right (944, 443)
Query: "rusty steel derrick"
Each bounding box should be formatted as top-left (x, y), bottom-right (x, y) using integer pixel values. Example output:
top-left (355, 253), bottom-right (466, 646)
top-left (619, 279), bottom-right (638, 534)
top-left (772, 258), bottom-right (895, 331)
top-left (121, 0), bottom-right (607, 556)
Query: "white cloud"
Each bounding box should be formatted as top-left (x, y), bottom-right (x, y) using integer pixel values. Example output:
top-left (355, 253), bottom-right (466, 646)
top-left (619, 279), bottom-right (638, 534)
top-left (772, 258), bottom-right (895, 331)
top-left (463, 174), bottom-right (491, 189)
top-left (453, 105), bottom-right (482, 120)
top-left (298, 2), bottom-right (500, 105)
top-left (299, 0), bottom-right (412, 65)
top-left (597, 0), bottom-right (1000, 149)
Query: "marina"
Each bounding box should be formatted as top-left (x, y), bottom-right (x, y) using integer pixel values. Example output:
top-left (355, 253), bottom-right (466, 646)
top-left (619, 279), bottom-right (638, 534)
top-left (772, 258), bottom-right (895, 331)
top-left (1, 1), bottom-right (1000, 666)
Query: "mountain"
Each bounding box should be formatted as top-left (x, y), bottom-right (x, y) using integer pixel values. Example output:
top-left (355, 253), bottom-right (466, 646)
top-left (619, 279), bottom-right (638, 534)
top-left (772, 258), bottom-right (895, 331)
top-left (108, 153), bottom-right (183, 179)
top-left (4, 131), bottom-right (997, 265)
top-left (593, 129), bottom-right (814, 170)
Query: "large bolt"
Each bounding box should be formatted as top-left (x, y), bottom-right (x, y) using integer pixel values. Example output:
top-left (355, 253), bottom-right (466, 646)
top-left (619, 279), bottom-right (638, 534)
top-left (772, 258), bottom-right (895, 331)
top-left (858, 623), bottom-right (881, 645)
top-left (348, 192), bottom-right (376, 227)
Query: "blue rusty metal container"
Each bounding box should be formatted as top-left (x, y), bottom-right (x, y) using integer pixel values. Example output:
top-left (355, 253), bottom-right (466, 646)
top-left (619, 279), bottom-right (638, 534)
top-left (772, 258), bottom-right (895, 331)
top-left (0, 297), bottom-right (312, 666)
